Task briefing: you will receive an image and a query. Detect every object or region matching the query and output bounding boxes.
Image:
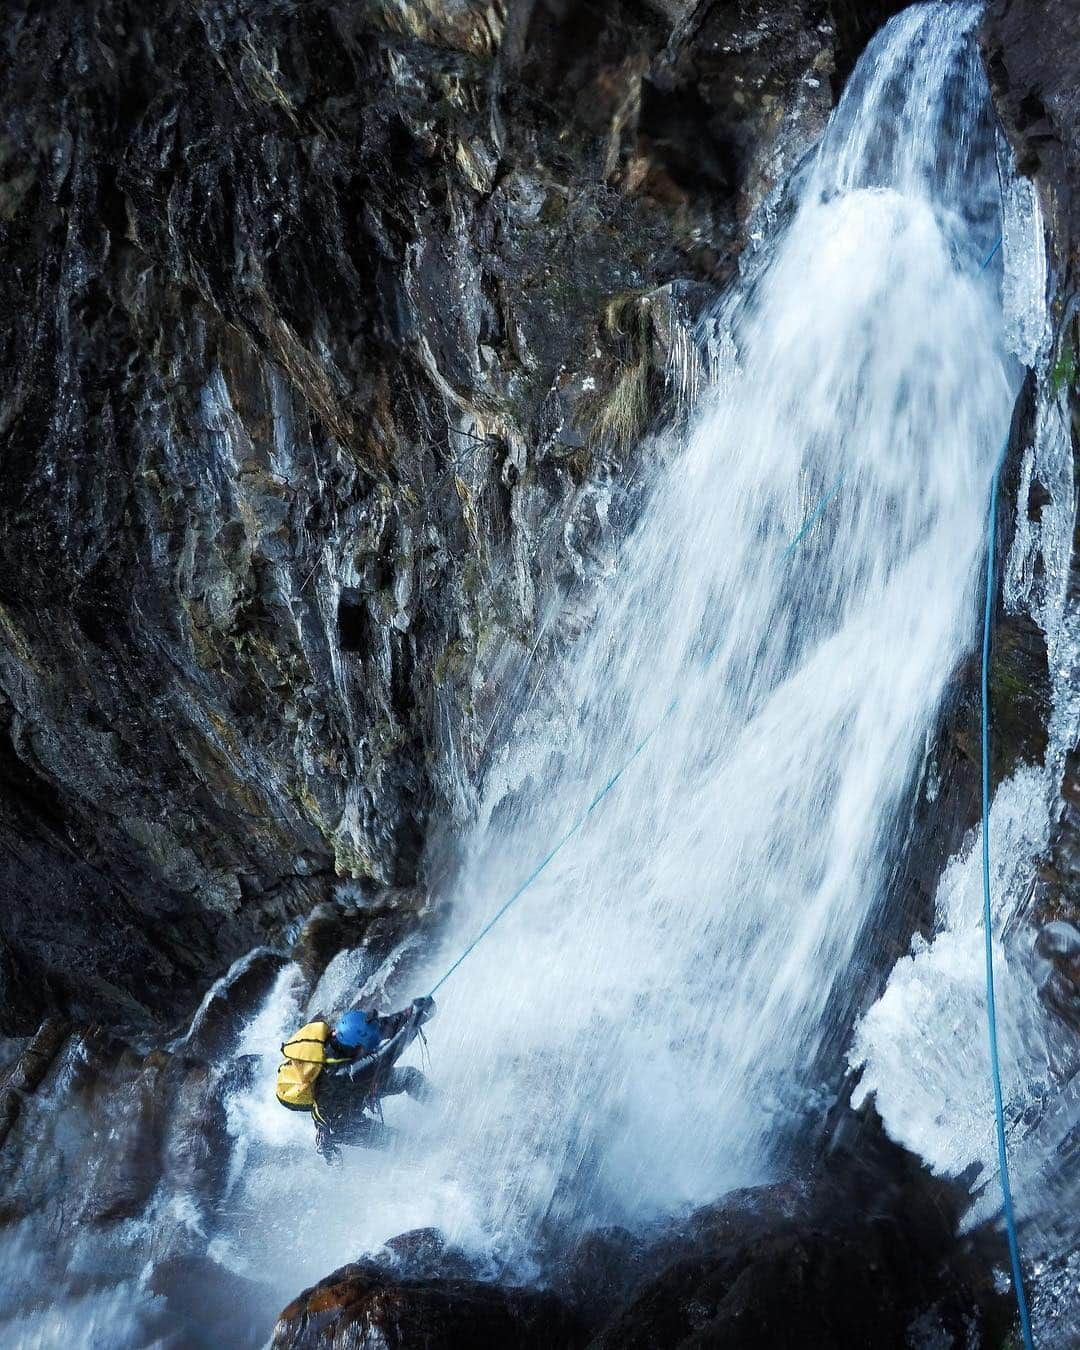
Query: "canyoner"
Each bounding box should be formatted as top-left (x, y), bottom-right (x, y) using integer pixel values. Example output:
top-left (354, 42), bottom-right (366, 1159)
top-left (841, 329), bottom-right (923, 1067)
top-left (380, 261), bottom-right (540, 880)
top-left (276, 999), bottom-right (436, 1161)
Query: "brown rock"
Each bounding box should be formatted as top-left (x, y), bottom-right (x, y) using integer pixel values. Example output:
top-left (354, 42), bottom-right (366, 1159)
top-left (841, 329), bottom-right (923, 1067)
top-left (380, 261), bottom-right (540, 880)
top-left (271, 1262), bottom-right (587, 1350)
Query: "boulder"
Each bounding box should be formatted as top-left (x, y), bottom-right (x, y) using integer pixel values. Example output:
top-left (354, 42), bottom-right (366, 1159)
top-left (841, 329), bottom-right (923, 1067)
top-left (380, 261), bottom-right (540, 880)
top-left (271, 1262), bottom-right (587, 1350)
top-left (273, 1121), bottom-right (1014, 1349)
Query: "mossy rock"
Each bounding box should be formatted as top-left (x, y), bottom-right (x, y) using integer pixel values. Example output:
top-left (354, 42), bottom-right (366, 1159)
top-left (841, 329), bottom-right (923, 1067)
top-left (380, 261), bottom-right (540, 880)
top-left (988, 611), bottom-right (1050, 782)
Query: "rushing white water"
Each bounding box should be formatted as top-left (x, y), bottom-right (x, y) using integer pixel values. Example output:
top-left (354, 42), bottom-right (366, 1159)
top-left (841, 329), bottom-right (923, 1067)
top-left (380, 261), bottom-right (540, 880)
top-left (220, 0), bottom-right (1019, 1293)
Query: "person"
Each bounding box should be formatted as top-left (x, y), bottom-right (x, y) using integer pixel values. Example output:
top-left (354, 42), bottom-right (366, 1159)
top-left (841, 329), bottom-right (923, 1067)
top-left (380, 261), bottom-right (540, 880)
top-left (312, 995), bottom-right (435, 1159)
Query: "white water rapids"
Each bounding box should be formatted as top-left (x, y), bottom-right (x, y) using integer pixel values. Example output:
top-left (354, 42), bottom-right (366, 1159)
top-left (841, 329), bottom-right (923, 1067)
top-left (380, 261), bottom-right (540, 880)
top-left (222, 0), bottom-right (1018, 1288)
top-left (7, 3), bottom-right (1079, 1345)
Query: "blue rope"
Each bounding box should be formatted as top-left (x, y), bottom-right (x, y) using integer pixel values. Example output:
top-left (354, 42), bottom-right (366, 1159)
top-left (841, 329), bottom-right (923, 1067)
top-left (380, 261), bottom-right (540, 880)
top-left (981, 438), bottom-right (1035, 1350)
top-left (980, 234), bottom-right (1003, 273)
top-left (427, 473), bottom-right (845, 997)
top-left (782, 471), bottom-right (847, 560)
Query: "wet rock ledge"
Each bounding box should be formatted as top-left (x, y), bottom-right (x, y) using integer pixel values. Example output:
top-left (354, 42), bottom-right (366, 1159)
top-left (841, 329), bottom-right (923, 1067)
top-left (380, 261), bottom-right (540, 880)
top-left (272, 1119), bottom-right (1013, 1350)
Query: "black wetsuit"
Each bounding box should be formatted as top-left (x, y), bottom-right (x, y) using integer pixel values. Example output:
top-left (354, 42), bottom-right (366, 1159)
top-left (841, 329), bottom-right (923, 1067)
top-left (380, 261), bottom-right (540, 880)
top-left (314, 1005), bottom-right (430, 1147)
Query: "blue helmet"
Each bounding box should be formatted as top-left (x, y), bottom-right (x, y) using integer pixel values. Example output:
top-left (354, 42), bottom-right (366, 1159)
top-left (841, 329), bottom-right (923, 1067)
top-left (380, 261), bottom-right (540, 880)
top-left (334, 1009), bottom-right (381, 1052)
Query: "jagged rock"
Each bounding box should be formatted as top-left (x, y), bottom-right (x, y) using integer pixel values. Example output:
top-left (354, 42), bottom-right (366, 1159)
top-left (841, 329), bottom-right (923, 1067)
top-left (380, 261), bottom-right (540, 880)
top-left (273, 1122), bottom-right (1013, 1349)
top-left (983, 0), bottom-right (1080, 1045)
top-left (293, 886), bottom-right (431, 988)
top-left (381, 1227), bottom-right (483, 1282)
top-left (0, 1030), bottom-right (243, 1228)
top-left (159, 1056), bottom-right (235, 1206)
top-left (576, 1122), bottom-right (1012, 1348)
top-left (0, 0), bottom-right (898, 1036)
top-left (983, 0), bottom-right (1080, 271)
top-left (0, 1015), bottom-right (70, 1148)
top-left (271, 1261), bottom-right (587, 1350)
top-left (181, 947), bottom-right (289, 1057)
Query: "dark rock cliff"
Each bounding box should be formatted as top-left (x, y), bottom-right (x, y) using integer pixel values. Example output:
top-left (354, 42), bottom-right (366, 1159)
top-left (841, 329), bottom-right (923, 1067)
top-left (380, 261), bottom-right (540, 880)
top-left (983, 0), bottom-right (1080, 1024)
top-left (0, 0), bottom-right (907, 1034)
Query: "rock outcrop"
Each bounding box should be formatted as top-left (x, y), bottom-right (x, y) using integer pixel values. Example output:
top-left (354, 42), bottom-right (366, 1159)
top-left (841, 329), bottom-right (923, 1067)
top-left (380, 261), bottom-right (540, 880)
top-left (0, 0), bottom-right (908, 1034)
top-left (982, 0), bottom-right (1080, 1027)
top-left (271, 1119), bottom-right (1012, 1349)
top-left (983, 0), bottom-right (1080, 274)
top-left (273, 1263), bottom-right (586, 1350)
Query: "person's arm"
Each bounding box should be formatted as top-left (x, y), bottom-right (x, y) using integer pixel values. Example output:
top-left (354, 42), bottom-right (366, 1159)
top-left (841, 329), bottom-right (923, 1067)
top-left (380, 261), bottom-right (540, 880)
top-left (341, 1023), bottom-right (409, 1080)
top-left (373, 997), bottom-right (435, 1039)
top-left (342, 999), bottom-right (435, 1081)
top-left (372, 1007), bottom-right (412, 1038)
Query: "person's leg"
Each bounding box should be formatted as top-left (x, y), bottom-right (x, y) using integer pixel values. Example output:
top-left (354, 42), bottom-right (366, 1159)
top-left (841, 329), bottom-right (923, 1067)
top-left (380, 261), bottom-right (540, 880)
top-left (378, 1065), bottom-right (432, 1102)
top-left (315, 1082), bottom-right (397, 1149)
top-left (336, 1114), bottom-right (397, 1148)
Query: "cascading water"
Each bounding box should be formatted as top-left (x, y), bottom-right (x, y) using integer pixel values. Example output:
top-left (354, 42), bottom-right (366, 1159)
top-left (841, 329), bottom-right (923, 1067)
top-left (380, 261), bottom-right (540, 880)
top-left (221, 0), bottom-right (1018, 1289)
top-left (5, 4), bottom-right (1072, 1345)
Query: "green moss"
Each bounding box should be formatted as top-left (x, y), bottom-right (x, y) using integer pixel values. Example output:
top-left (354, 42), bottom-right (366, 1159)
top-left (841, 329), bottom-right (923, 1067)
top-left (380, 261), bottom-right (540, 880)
top-left (1050, 340), bottom-right (1076, 396)
top-left (433, 639), bottom-right (468, 685)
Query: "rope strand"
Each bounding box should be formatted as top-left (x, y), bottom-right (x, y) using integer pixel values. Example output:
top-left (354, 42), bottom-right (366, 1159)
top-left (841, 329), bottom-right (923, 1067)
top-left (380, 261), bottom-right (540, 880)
top-left (427, 469), bottom-right (846, 998)
top-left (981, 439), bottom-right (1035, 1350)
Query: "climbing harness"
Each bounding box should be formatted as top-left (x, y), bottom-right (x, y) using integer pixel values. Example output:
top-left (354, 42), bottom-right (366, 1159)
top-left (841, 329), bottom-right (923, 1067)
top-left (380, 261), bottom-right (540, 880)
top-left (981, 441), bottom-right (1035, 1350)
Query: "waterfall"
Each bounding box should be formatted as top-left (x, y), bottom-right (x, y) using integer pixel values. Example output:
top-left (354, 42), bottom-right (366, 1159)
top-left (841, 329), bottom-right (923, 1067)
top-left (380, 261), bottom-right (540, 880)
top-left (222, 0), bottom-right (1018, 1288)
top-left (7, 5), bottom-right (1073, 1344)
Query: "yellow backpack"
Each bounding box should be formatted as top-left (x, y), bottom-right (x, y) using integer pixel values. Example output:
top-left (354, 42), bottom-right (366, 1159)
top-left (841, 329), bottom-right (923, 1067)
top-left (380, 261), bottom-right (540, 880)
top-left (275, 1020), bottom-right (350, 1111)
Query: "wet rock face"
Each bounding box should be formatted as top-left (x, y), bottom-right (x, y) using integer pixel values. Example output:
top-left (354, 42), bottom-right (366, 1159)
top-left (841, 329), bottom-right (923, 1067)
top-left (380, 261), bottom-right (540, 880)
top-left (0, 1016), bottom-right (69, 1150)
top-left (272, 1122), bottom-right (1013, 1349)
top-left (0, 941), bottom-right (282, 1236)
top-left (0, 0), bottom-right (874, 1034)
top-left (292, 885), bottom-right (430, 988)
top-left (983, 0), bottom-right (1080, 1025)
top-left (0, 1028), bottom-right (239, 1232)
top-left (983, 0), bottom-right (1080, 271)
top-left (272, 1261), bottom-right (587, 1350)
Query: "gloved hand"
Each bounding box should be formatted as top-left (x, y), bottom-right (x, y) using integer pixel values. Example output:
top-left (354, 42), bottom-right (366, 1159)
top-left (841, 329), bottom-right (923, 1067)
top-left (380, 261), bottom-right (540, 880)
top-left (412, 995), bottom-right (435, 1024)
